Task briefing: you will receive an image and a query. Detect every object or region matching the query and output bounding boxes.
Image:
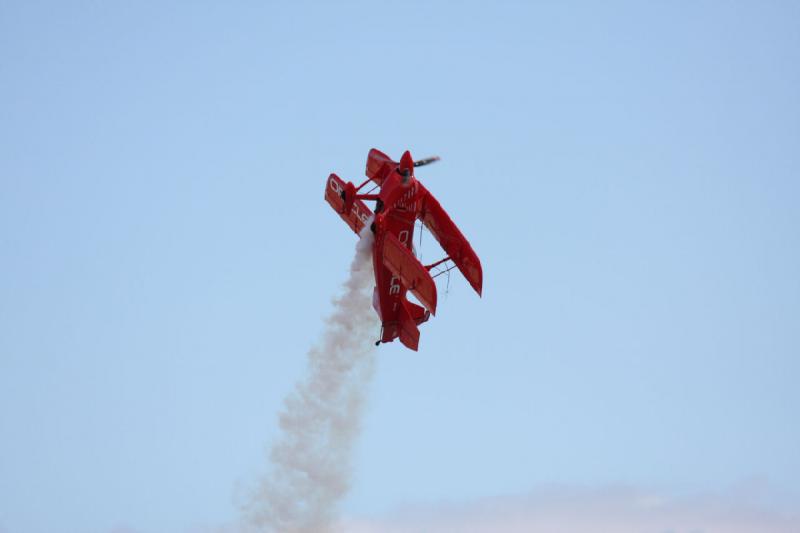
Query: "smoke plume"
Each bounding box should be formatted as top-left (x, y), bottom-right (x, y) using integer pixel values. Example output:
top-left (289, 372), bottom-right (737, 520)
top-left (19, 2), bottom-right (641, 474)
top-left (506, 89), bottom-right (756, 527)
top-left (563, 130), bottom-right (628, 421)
top-left (242, 226), bottom-right (378, 533)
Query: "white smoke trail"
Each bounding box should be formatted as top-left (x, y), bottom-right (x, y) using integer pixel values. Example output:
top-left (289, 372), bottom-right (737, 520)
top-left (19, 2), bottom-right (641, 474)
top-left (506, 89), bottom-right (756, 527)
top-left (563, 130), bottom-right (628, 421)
top-left (242, 226), bottom-right (378, 533)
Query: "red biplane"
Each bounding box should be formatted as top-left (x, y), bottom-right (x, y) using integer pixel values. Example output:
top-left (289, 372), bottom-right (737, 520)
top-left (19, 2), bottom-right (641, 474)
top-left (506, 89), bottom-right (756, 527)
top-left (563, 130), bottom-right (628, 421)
top-left (324, 148), bottom-right (482, 351)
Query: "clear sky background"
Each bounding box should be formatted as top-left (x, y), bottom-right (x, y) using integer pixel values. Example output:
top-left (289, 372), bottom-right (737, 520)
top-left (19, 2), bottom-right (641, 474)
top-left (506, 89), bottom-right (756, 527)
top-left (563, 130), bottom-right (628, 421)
top-left (1, 2), bottom-right (799, 532)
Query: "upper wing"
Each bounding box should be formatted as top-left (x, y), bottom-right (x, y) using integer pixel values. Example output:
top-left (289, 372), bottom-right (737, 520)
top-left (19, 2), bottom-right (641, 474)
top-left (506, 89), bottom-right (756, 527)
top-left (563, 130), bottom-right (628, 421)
top-left (365, 148), bottom-right (397, 186)
top-left (418, 188), bottom-right (483, 296)
top-left (324, 173), bottom-right (374, 234)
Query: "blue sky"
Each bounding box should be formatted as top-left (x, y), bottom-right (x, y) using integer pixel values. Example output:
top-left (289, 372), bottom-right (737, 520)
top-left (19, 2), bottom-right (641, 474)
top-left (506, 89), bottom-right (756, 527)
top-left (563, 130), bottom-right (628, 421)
top-left (1, 1), bottom-right (799, 532)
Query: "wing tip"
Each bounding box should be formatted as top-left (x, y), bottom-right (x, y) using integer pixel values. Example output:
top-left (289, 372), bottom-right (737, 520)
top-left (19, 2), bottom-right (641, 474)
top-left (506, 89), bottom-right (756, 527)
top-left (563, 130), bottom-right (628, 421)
top-left (469, 261), bottom-right (483, 297)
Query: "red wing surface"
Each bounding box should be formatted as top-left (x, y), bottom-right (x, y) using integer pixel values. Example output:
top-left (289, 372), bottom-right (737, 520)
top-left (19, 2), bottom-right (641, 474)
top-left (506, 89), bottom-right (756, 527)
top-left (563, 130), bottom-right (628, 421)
top-left (324, 173), bottom-right (374, 234)
top-left (381, 232), bottom-right (438, 315)
top-left (396, 300), bottom-right (421, 351)
top-left (365, 148), bottom-right (397, 187)
top-left (420, 190), bottom-right (483, 296)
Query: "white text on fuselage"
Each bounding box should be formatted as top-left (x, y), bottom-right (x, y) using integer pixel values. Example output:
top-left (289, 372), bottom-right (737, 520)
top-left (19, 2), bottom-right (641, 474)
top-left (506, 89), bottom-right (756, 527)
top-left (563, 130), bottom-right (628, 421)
top-left (388, 229), bottom-right (410, 297)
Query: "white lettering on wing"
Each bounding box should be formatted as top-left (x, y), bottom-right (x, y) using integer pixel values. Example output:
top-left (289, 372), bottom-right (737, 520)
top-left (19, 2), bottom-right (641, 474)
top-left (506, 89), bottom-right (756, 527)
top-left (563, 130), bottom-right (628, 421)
top-left (389, 275), bottom-right (401, 295)
top-left (329, 177), bottom-right (371, 225)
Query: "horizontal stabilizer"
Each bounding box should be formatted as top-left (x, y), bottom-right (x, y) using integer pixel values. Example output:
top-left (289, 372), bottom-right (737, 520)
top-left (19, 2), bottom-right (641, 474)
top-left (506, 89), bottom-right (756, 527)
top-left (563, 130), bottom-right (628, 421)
top-left (324, 173), bottom-right (374, 234)
top-left (420, 191), bottom-right (483, 296)
top-left (397, 301), bottom-right (421, 351)
top-left (405, 300), bottom-right (430, 325)
top-left (381, 232), bottom-right (438, 316)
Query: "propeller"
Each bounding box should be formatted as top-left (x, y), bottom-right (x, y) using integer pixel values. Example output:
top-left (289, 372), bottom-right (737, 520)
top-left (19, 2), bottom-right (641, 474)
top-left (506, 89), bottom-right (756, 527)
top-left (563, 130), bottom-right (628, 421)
top-left (413, 156), bottom-right (441, 167)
